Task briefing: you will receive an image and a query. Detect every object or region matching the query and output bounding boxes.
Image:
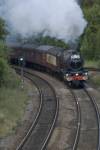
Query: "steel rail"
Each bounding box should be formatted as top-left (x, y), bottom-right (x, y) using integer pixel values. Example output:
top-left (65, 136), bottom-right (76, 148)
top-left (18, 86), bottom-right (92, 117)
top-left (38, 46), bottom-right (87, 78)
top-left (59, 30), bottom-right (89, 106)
top-left (15, 68), bottom-right (43, 150)
top-left (67, 87), bottom-right (81, 150)
top-left (84, 87), bottom-right (100, 150)
top-left (14, 67), bottom-right (59, 150)
top-left (21, 68), bottom-right (59, 150)
top-left (71, 85), bottom-right (100, 150)
top-left (69, 85), bottom-right (100, 150)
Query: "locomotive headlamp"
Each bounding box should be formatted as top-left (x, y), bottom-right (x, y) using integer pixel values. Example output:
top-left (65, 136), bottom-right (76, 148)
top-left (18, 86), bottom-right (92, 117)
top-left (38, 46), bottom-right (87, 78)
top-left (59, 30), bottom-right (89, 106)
top-left (66, 74), bottom-right (69, 77)
top-left (76, 73), bottom-right (79, 76)
top-left (20, 57), bottom-right (24, 61)
top-left (84, 72), bottom-right (88, 75)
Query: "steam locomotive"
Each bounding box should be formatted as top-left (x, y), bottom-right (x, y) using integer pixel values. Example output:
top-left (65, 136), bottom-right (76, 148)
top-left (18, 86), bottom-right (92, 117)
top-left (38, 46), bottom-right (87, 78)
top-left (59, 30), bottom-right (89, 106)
top-left (9, 43), bottom-right (88, 87)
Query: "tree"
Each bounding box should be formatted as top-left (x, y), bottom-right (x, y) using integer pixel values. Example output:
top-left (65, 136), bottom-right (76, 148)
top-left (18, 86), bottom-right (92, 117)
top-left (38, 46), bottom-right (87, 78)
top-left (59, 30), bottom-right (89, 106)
top-left (0, 58), bottom-right (9, 86)
top-left (0, 41), bottom-right (10, 59)
top-left (0, 18), bottom-right (11, 86)
top-left (80, 1), bottom-right (100, 60)
top-left (0, 18), bottom-right (8, 39)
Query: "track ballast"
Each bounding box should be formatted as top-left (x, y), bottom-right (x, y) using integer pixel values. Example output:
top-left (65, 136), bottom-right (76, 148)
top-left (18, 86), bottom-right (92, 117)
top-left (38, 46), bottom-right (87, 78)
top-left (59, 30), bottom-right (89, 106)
top-left (71, 86), bottom-right (100, 150)
top-left (15, 67), bottom-right (59, 150)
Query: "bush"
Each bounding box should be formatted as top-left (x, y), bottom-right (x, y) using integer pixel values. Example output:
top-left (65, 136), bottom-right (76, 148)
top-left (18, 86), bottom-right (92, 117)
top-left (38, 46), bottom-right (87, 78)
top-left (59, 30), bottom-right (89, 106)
top-left (0, 41), bottom-right (18, 88)
top-left (97, 60), bottom-right (100, 68)
top-left (5, 67), bottom-right (20, 88)
top-left (0, 58), bottom-right (20, 88)
top-left (0, 58), bottom-right (9, 86)
top-left (0, 41), bottom-right (11, 59)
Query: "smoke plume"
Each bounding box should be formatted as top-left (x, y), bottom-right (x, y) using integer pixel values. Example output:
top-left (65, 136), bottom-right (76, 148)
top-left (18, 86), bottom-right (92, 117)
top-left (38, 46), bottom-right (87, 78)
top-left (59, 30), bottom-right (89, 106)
top-left (0, 0), bottom-right (87, 43)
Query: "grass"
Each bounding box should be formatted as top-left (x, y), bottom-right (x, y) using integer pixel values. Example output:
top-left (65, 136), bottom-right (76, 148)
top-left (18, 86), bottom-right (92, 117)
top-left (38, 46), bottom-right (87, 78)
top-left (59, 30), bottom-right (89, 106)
top-left (84, 60), bottom-right (100, 87)
top-left (0, 82), bottom-right (32, 137)
top-left (90, 74), bottom-right (100, 86)
top-left (84, 60), bottom-right (99, 68)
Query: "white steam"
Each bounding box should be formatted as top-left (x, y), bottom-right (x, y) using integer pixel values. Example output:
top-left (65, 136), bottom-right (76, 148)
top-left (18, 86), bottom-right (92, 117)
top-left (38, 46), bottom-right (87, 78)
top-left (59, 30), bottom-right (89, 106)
top-left (0, 0), bottom-right (87, 42)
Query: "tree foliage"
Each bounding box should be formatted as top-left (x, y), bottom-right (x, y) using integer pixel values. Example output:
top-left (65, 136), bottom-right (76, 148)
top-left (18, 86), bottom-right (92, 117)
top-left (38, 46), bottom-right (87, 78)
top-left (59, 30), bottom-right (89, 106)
top-left (19, 36), bottom-right (69, 49)
top-left (0, 58), bottom-right (9, 86)
top-left (80, 0), bottom-right (100, 60)
top-left (0, 41), bottom-right (10, 59)
top-left (0, 41), bottom-right (12, 87)
top-left (0, 18), bottom-right (8, 39)
top-left (35, 36), bottom-right (69, 48)
top-left (0, 18), bottom-right (12, 87)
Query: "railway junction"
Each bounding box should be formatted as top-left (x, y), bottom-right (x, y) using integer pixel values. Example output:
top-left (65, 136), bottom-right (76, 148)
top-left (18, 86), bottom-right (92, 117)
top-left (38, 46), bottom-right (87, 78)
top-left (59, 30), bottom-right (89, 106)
top-left (0, 0), bottom-right (100, 149)
top-left (0, 67), bottom-right (100, 150)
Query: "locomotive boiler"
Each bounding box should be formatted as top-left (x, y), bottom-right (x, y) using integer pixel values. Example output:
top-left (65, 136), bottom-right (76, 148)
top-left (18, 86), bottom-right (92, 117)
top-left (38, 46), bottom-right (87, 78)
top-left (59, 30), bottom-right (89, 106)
top-left (9, 43), bottom-right (88, 87)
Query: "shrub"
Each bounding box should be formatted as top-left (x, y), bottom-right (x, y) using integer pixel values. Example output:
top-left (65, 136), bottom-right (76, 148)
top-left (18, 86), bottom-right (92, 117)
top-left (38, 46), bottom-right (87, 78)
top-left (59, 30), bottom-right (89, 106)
top-left (0, 58), bottom-right (20, 88)
top-left (0, 41), bottom-right (11, 59)
top-left (0, 58), bottom-right (9, 86)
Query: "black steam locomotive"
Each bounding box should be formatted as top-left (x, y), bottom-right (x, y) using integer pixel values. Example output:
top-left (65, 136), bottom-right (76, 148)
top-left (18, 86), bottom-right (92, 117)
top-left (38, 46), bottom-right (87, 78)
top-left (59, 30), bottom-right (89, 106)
top-left (9, 43), bottom-right (88, 87)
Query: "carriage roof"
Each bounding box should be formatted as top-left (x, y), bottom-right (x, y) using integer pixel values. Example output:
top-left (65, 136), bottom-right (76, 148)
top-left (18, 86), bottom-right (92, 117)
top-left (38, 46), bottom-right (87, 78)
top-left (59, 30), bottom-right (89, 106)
top-left (7, 43), bottom-right (69, 56)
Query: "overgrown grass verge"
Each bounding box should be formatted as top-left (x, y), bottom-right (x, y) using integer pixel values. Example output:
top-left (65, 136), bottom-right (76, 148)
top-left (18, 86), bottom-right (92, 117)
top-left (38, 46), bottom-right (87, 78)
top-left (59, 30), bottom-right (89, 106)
top-left (90, 74), bottom-right (100, 87)
top-left (84, 60), bottom-right (100, 87)
top-left (0, 69), bottom-right (33, 137)
top-left (84, 60), bottom-right (100, 68)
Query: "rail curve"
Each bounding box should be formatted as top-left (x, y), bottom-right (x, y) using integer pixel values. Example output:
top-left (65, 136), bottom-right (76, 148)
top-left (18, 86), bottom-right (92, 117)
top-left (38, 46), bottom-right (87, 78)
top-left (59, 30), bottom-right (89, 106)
top-left (71, 86), bottom-right (100, 150)
top-left (14, 67), bottom-right (59, 150)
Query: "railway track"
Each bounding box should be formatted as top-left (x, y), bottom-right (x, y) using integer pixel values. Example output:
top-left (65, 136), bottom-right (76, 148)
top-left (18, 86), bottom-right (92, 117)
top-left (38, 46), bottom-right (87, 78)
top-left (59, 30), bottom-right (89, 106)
top-left (14, 66), bottom-right (100, 150)
top-left (68, 88), bottom-right (81, 150)
top-left (14, 67), bottom-right (59, 150)
top-left (71, 86), bottom-right (100, 150)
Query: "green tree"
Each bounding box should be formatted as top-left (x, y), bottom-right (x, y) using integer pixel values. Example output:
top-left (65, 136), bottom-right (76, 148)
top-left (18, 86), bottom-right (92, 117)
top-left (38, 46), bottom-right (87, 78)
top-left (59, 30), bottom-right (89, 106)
top-left (0, 41), bottom-right (11, 86)
top-left (80, 1), bottom-right (100, 60)
top-left (34, 36), bottom-right (68, 48)
top-left (0, 41), bottom-right (10, 59)
top-left (0, 18), bottom-right (12, 87)
top-left (0, 18), bottom-right (8, 39)
top-left (0, 58), bottom-right (9, 86)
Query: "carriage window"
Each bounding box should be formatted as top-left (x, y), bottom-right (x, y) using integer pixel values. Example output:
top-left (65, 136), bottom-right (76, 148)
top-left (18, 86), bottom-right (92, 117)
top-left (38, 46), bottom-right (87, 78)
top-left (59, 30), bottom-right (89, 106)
top-left (46, 54), bottom-right (57, 66)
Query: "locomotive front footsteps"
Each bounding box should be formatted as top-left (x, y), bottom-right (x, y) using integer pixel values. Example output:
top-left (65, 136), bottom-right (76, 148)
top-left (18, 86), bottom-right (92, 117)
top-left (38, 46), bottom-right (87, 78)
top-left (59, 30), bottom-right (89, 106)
top-left (9, 44), bottom-right (88, 87)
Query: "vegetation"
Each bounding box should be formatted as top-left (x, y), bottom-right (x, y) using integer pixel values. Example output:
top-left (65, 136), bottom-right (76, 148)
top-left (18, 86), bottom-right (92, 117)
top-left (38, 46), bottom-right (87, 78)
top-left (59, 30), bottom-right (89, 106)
top-left (0, 40), bottom-right (10, 59)
top-left (0, 18), bottom-right (10, 87)
top-left (80, 0), bottom-right (100, 61)
top-left (19, 36), bottom-right (69, 49)
top-left (84, 60), bottom-right (98, 68)
top-left (0, 18), bottom-right (18, 88)
top-left (90, 74), bottom-right (100, 87)
top-left (34, 36), bottom-right (69, 48)
top-left (0, 18), bottom-right (30, 137)
top-left (81, 1), bottom-right (100, 87)
top-left (0, 18), bottom-right (8, 39)
top-left (0, 86), bottom-right (28, 137)
top-left (0, 41), bottom-right (18, 87)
